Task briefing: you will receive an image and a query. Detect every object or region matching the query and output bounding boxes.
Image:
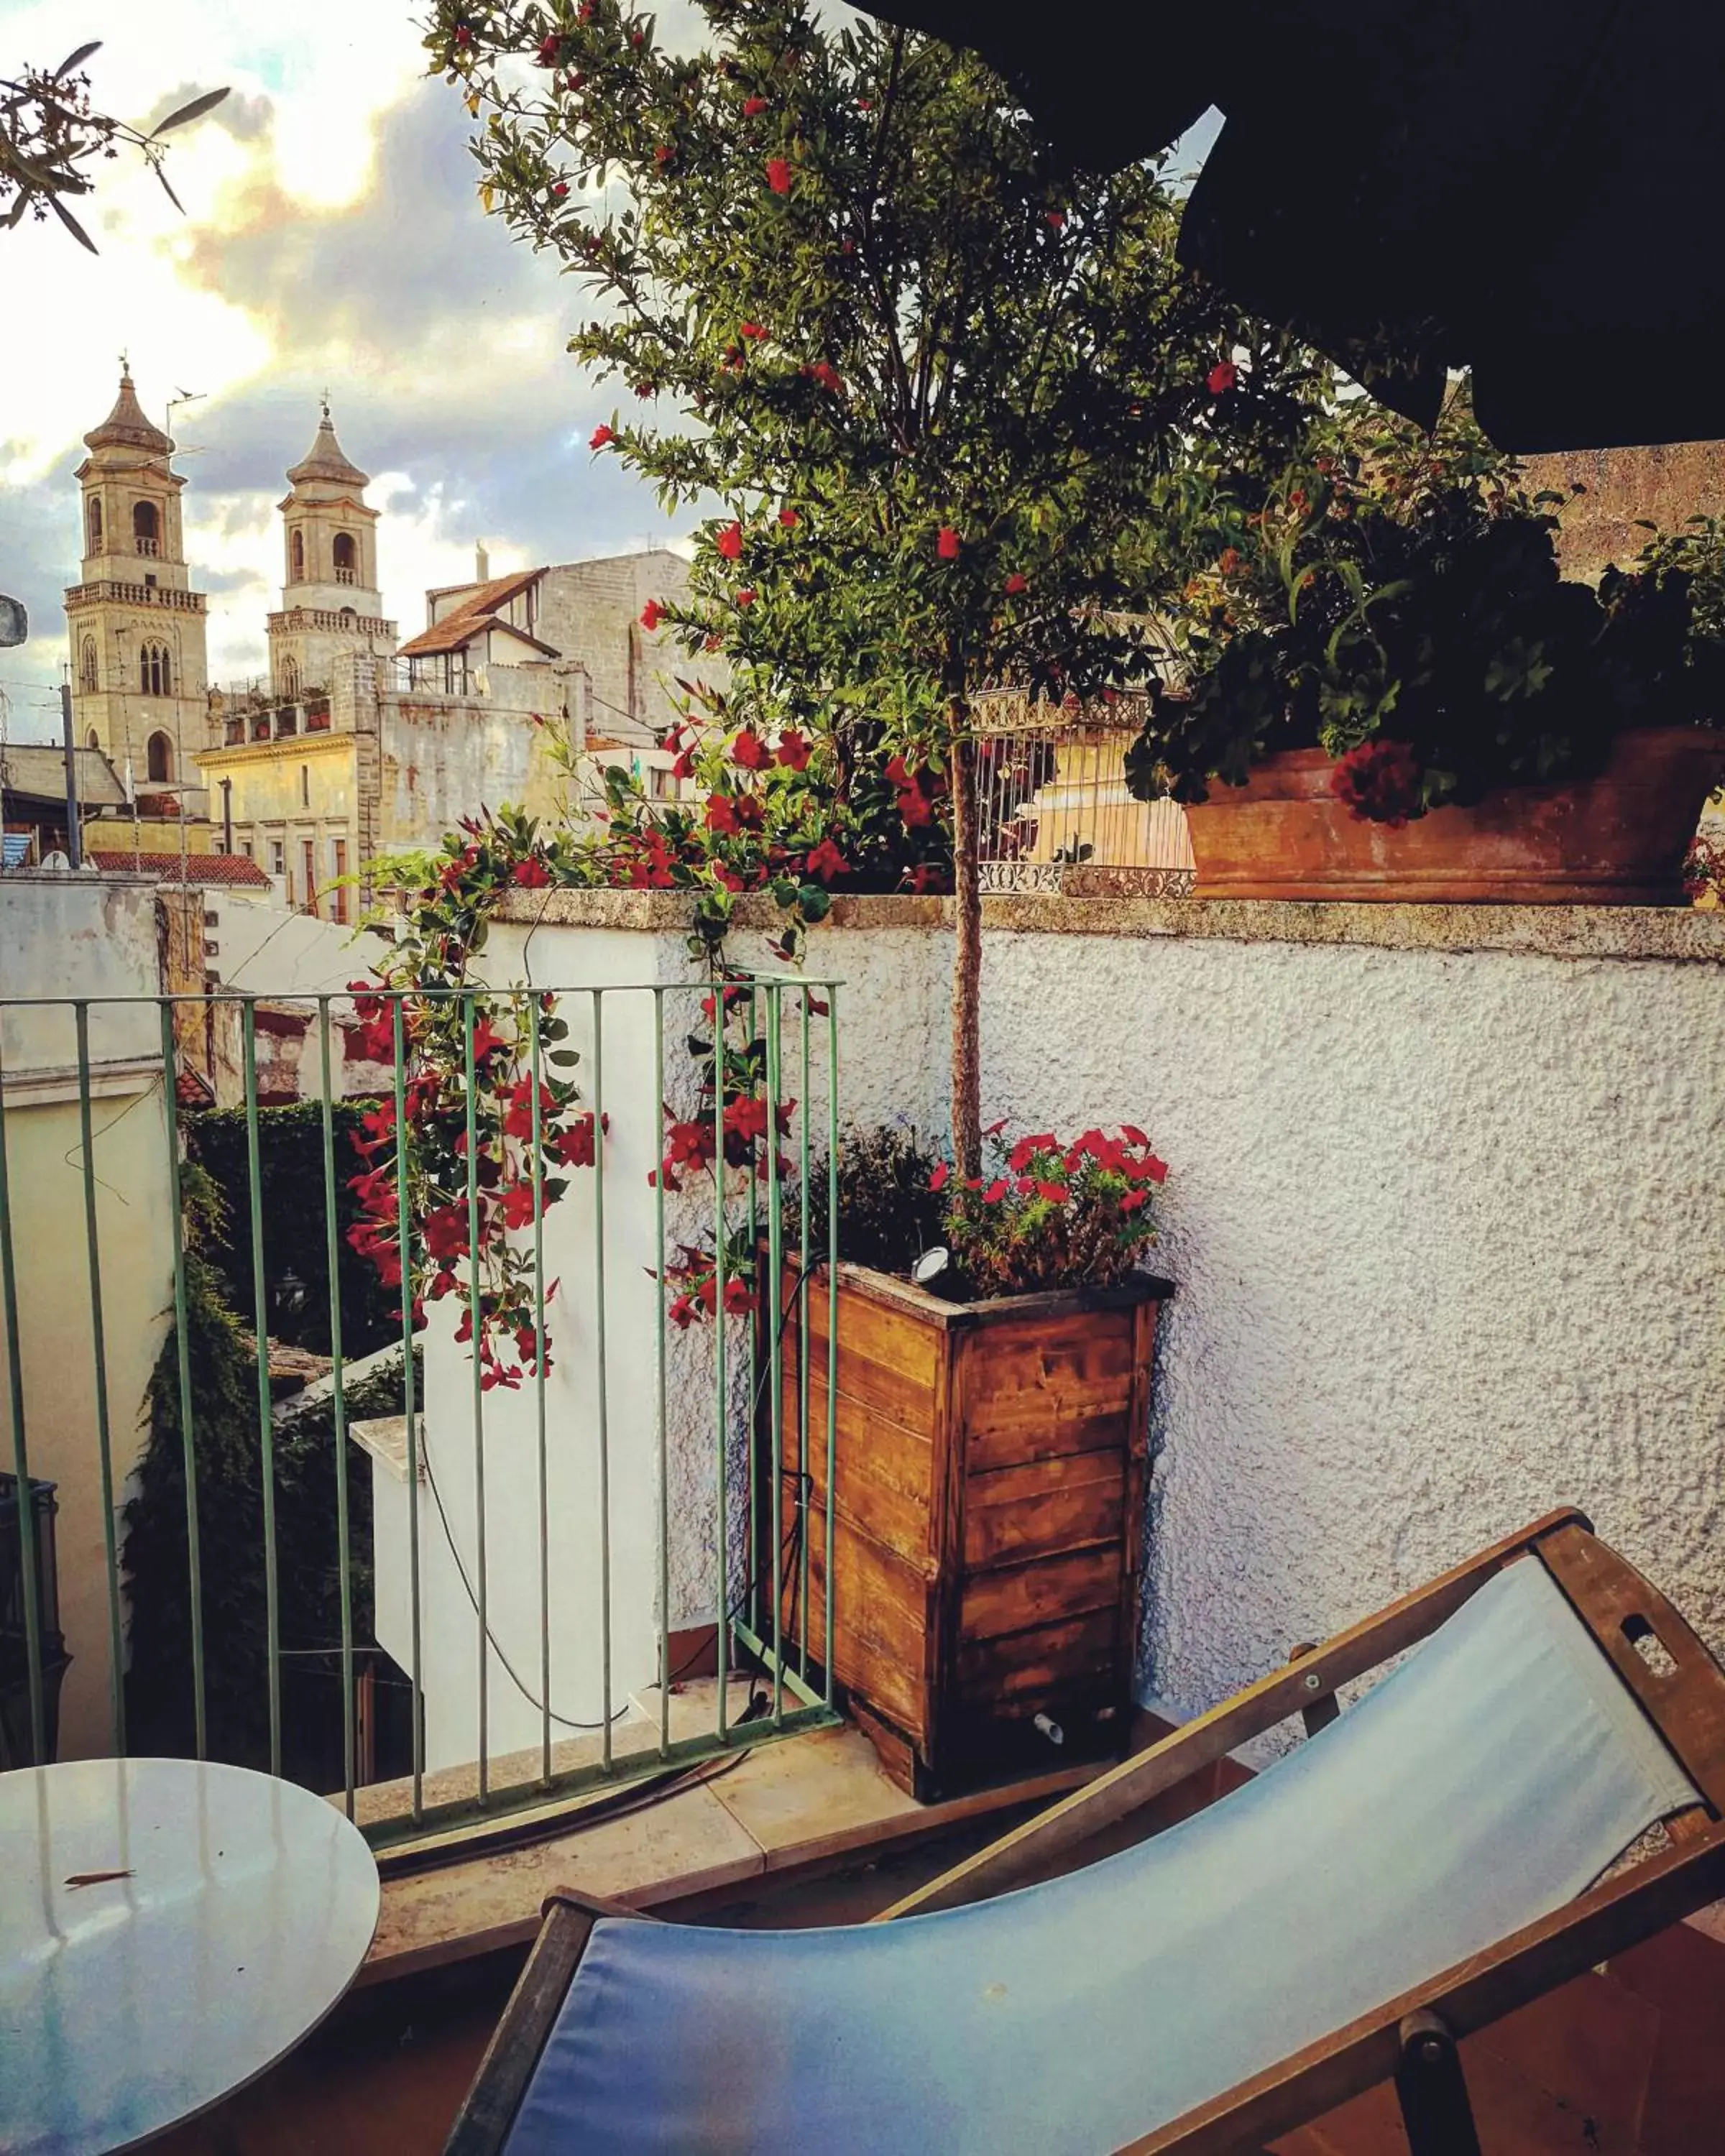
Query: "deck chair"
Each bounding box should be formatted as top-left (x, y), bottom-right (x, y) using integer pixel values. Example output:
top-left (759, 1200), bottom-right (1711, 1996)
top-left (442, 1511), bottom-right (1725, 2155)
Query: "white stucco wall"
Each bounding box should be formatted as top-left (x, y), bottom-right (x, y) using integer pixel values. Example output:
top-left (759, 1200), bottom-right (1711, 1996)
top-left (382, 890), bottom-right (1725, 1777)
top-left (0, 873), bottom-right (175, 1759)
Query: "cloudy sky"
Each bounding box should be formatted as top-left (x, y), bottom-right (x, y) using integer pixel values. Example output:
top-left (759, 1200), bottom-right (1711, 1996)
top-left (0, 0), bottom-right (712, 740)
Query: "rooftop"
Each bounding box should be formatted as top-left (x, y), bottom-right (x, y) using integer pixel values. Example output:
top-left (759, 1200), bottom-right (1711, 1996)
top-left (1, 744), bottom-right (126, 809)
top-left (82, 367), bottom-right (172, 456)
top-left (285, 405), bottom-right (371, 490)
top-left (86, 847), bottom-right (272, 888)
top-left (397, 568), bottom-right (551, 659)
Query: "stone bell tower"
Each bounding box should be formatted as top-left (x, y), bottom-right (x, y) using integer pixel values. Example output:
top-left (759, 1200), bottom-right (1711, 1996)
top-left (267, 401), bottom-right (396, 699)
top-left (66, 365), bottom-right (211, 791)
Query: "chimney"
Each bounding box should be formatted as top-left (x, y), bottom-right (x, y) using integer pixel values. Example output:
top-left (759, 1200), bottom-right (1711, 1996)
top-left (475, 539), bottom-right (490, 584)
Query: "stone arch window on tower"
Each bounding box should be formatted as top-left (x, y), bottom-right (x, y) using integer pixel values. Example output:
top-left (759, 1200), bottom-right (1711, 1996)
top-left (86, 729), bottom-right (101, 752)
top-left (332, 533), bottom-right (357, 585)
top-left (79, 637), bottom-right (98, 691)
top-left (140, 641), bottom-right (172, 696)
top-left (87, 497), bottom-right (104, 554)
top-left (290, 528), bottom-right (305, 581)
top-left (281, 655), bottom-right (301, 700)
top-left (146, 731), bottom-right (174, 783)
top-left (133, 500), bottom-right (160, 558)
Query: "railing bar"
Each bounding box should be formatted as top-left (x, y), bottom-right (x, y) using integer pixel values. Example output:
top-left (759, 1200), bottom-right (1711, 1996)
top-left (653, 988), bottom-right (671, 1762)
top-left (462, 992), bottom-right (489, 1805)
top-left (74, 1002), bottom-right (126, 1755)
top-left (745, 985), bottom-right (760, 1644)
top-left (0, 1025), bottom-right (47, 1764)
top-left (712, 980), bottom-right (730, 1743)
top-left (730, 1621), bottom-right (827, 1711)
top-left (318, 999), bottom-right (356, 1818)
top-left (825, 988), bottom-right (840, 1704)
top-left (798, 989), bottom-right (812, 1683)
top-left (392, 995), bottom-right (423, 1822)
top-left (765, 983), bottom-right (786, 1728)
top-left (529, 996), bottom-right (551, 1788)
top-left (158, 998), bottom-right (207, 1757)
top-left (592, 990), bottom-right (612, 1769)
top-left (241, 1001), bottom-right (282, 1777)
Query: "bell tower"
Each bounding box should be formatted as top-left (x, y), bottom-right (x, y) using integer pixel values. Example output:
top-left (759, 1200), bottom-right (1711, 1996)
top-left (267, 400), bottom-right (396, 699)
top-left (66, 364), bottom-right (211, 791)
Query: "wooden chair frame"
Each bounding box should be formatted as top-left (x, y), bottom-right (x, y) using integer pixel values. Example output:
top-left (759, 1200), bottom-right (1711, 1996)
top-left (442, 1510), bottom-right (1725, 2156)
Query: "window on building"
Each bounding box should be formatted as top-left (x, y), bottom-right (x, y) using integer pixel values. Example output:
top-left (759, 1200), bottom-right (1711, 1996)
top-left (146, 730), bottom-right (174, 783)
top-left (79, 637), bottom-right (98, 691)
top-left (270, 838), bottom-right (286, 882)
top-left (300, 838), bottom-right (318, 917)
top-left (300, 765), bottom-right (310, 808)
top-left (290, 528), bottom-right (305, 581)
top-left (330, 838), bottom-right (349, 925)
top-left (86, 729), bottom-right (100, 752)
top-left (332, 533), bottom-right (357, 584)
top-left (239, 839), bottom-right (254, 860)
top-left (132, 500), bottom-right (160, 556)
top-left (280, 656), bottom-right (301, 700)
top-left (139, 641), bottom-right (171, 696)
top-left (87, 497), bottom-right (104, 553)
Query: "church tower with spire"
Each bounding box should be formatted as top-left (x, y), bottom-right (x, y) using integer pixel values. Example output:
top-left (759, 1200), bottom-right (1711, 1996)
top-left (66, 365), bottom-right (212, 796)
top-left (267, 402), bottom-right (396, 699)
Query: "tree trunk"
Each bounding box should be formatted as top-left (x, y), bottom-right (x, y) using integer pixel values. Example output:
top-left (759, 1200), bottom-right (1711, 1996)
top-left (949, 711), bottom-right (983, 1180)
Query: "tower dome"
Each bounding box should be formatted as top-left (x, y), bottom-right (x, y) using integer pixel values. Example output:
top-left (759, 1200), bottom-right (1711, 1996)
top-left (83, 367), bottom-right (173, 456)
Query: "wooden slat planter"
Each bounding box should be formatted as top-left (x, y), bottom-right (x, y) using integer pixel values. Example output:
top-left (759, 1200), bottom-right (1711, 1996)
top-left (759, 1263), bottom-right (1171, 1799)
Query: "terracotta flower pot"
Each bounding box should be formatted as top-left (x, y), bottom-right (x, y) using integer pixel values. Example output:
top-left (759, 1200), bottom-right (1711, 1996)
top-left (1184, 726), bottom-right (1725, 905)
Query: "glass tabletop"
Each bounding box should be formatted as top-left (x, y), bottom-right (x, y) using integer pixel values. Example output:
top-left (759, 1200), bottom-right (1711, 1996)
top-left (1, 1756), bottom-right (380, 2155)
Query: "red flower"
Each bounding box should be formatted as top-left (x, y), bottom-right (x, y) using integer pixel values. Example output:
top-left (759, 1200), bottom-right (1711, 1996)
top-left (742, 94), bottom-right (768, 116)
top-left (716, 520), bottom-right (744, 561)
top-left (725, 1094), bottom-right (770, 1143)
top-left (806, 360), bottom-right (842, 394)
top-left (1207, 359), bottom-right (1238, 396)
top-left (640, 599), bottom-right (665, 631)
top-left (1034, 1180), bottom-right (1070, 1204)
top-left (705, 793), bottom-right (744, 835)
top-left (454, 23), bottom-right (472, 47)
top-left (765, 156), bottom-right (793, 194)
top-left (511, 856), bottom-right (552, 888)
top-left (1330, 738), bottom-right (1423, 829)
top-left (1045, 210), bottom-right (1066, 229)
top-left (1119, 1189), bottom-right (1148, 1213)
top-left (722, 1276), bottom-right (755, 1317)
top-left (739, 321), bottom-right (767, 341)
top-left (536, 32), bottom-right (560, 65)
top-left (775, 729), bottom-right (811, 770)
top-left (551, 181), bottom-right (569, 198)
top-left (907, 863), bottom-right (944, 893)
top-left (1121, 1124), bottom-right (1148, 1146)
top-left (730, 727), bottom-right (768, 769)
top-left (497, 1182), bottom-right (540, 1232)
top-left (653, 144), bottom-right (673, 165)
top-left (735, 588), bottom-right (756, 607)
top-left (983, 1177), bottom-right (1009, 1203)
top-left (552, 1113), bottom-right (599, 1169)
top-left (1004, 571), bottom-right (1028, 595)
top-left (804, 837), bottom-right (847, 883)
top-left (936, 525), bottom-right (961, 560)
top-left (423, 1205), bottom-right (469, 1261)
top-left (896, 787), bottom-right (933, 829)
top-left (778, 507), bottom-right (799, 528)
top-left (929, 1161), bottom-right (950, 1192)
top-left (671, 748), bottom-right (696, 780)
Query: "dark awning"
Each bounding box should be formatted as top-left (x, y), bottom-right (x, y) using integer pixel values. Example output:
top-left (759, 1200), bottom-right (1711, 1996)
top-left (859, 2), bottom-right (1725, 453)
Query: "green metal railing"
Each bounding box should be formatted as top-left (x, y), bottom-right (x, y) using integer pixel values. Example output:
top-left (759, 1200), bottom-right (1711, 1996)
top-left (0, 976), bottom-right (842, 1853)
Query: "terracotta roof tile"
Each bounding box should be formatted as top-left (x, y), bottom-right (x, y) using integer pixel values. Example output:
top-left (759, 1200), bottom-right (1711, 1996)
top-left (398, 568), bottom-right (548, 658)
top-left (88, 849), bottom-right (272, 889)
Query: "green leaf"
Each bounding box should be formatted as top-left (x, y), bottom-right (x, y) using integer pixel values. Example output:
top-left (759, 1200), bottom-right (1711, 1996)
top-left (47, 191), bottom-right (98, 254)
top-left (151, 86), bottom-right (231, 137)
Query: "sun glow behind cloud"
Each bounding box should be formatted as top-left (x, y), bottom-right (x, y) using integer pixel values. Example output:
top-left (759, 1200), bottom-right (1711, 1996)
top-left (0, 0), bottom-right (689, 732)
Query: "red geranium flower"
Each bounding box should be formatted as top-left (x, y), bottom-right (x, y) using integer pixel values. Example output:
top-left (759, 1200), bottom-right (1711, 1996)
top-left (730, 727), bottom-right (768, 769)
top-left (640, 599), bottom-right (665, 630)
top-left (805, 837), bottom-right (847, 883)
top-left (936, 525), bottom-right (961, 559)
top-left (765, 157), bottom-right (793, 194)
top-left (775, 729), bottom-right (811, 770)
top-left (1207, 359), bottom-right (1238, 396)
top-left (716, 520), bottom-right (744, 561)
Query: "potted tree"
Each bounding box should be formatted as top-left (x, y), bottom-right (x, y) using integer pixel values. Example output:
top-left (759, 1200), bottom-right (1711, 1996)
top-left (1127, 406), bottom-right (1725, 902)
top-left (428, 0), bottom-right (1281, 1788)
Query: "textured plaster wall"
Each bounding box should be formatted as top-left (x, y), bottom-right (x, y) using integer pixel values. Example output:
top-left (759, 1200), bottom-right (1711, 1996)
top-left (983, 928), bottom-right (1725, 1719)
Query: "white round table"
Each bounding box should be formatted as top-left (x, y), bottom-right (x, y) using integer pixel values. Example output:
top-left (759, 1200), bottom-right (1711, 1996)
top-left (1, 1756), bottom-right (380, 2154)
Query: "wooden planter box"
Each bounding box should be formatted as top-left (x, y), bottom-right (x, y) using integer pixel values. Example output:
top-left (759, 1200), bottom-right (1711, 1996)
top-left (758, 1263), bottom-right (1170, 1798)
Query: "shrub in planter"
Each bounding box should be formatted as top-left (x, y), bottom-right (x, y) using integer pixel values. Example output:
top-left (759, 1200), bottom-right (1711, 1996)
top-left (1127, 408), bottom-right (1725, 900)
top-left (767, 1125), bottom-right (1172, 1797)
